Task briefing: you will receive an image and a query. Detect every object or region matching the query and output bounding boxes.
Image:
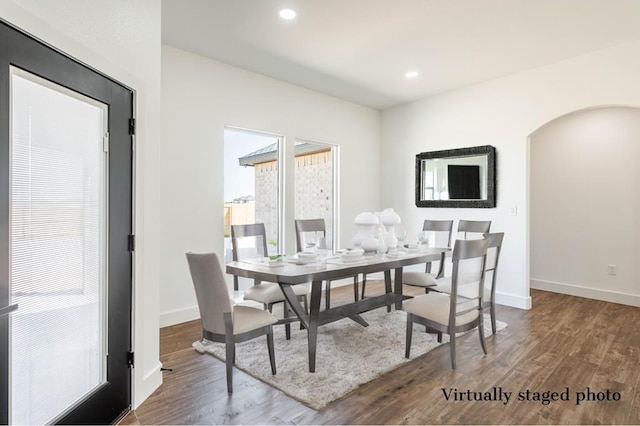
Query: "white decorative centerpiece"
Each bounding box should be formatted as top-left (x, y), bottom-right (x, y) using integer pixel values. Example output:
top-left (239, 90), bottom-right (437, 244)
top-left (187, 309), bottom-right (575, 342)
top-left (352, 212), bottom-right (380, 252)
top-left (379, 208), bottom-right (401, 250)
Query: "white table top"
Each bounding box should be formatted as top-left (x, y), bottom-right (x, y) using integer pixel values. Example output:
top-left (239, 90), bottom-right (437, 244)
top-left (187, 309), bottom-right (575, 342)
top-left (226, 247), bottom-right (448, 284)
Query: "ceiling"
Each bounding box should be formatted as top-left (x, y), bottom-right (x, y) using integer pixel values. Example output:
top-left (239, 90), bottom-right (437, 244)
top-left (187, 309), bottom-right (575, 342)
top-left (162, 0), bottom-right (640, 110)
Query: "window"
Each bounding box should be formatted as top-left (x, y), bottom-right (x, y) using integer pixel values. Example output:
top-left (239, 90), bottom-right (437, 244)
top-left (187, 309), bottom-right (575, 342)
top-left (223, 128), bottom-right (281, 263)
top-left (223, 130), bottom-right (339, 293)
top-left (293, 139), bottom-right (337, 250)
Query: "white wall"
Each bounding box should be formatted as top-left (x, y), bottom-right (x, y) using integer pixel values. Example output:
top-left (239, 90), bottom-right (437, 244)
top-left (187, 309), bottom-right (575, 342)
top-left (0, 0), bottom-right (162, 407)
top-left (160, 45), bottom-right (380, 326)
top-left (381, 39), bottom-right (640, 309)
top-left (530, 106), bottom-right (640, 305)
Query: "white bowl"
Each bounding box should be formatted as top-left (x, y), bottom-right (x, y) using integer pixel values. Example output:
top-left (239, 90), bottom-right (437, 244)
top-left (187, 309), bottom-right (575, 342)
top-left (340, 248), bottom-right (364, 261)
top-left (297, 251), bottom-right (319, 261)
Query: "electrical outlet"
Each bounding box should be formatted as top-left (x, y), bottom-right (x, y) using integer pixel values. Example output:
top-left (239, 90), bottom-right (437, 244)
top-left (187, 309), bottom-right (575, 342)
top-left (607, 265), bottom-right (617, 276)
top-left (509, 206), bottom-right (518, 216)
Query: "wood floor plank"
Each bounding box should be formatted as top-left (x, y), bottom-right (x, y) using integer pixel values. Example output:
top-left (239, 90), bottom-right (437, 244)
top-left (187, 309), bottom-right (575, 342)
top-left (120, 284), bottom-right (640, 425)
top-left (596, 342), bottom-right (640, 386)
top-left (628, 373), bottom-right (640, 425)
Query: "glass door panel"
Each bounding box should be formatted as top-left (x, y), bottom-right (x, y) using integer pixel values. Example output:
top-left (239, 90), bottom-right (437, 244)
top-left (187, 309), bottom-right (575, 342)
top-left (294, 140), bottom-right (336, 250)
top-left (223, 129), bottom-right (281, 292)
top-left (10, 68), bottom-right (108, 425)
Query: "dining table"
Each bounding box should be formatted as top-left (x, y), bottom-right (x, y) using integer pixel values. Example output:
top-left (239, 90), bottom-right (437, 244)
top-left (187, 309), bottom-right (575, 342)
top-left (226, 247), bottom-right (449, 372)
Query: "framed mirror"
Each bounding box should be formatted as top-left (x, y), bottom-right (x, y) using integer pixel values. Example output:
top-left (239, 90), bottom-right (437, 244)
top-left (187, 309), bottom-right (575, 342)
top-left (415, 145), bottom-right (496, 208)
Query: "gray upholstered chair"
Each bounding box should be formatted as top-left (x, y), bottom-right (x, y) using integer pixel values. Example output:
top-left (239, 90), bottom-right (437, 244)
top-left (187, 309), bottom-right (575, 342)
top-left (430, 232), bottom-right (504, 334)
top-left (401, 220), bottom-right (454, 292)
top-left (427, 219), bottom-right (490, 280)
top-left (186, 252), bottom-right (277, 393)
top-left (230, 223), bottom-right (268, 292)
top-left (457, 219), bottom-right (491, 239)
top-left (482, 232), bottom-right (503, 334)
top-left (295, 218), bottom-right (359, 309)
top-left (231, 223), bottom-right (308, 339)
top-left (404, 238), bottom-right (489, 369)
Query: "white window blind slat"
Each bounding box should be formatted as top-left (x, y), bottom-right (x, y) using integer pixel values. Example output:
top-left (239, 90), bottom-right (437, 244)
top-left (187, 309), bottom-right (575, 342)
top-left (10, 69), bottom-right (108, 425)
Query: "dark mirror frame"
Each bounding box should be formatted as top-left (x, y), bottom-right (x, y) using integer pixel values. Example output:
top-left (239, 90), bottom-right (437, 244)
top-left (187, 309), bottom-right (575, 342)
top-left (415, 145), bottom-right (496, 208)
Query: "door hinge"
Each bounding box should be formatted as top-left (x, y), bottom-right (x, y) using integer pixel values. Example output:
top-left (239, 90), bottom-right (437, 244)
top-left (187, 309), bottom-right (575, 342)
top-left (128, 234), bottom-right (135, 252)
top-left (129, 118), bottom-right (136, 136)
top-left (127, 351), bottom-right (134, 368)
top-left (103, 132), bottom-right (109, 153)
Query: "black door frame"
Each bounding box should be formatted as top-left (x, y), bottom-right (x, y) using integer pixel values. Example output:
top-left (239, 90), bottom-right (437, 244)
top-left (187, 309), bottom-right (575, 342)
top-left (0, 20), bottom-right (134, 425)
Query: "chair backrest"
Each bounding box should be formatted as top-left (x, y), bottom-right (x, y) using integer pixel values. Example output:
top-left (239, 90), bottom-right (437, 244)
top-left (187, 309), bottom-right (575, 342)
top-left (422, 220), bottom-right (454, 248)
top-left (483, 232), bottom-right (504, 301)
top-left (457, 220), bottom-right (492, 240)
top-left (186, 252), bottom-right (232, 336)
top-left (231, 223), bottom-right (269, 261)
top-left (294, 219), bottom-right (326, 252)
top-left (449, 238), bottom-right (488, 324)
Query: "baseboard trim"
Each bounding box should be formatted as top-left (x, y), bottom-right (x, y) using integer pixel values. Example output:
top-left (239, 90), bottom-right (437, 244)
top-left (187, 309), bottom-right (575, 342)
top-left (143, 361), bottom-right (164, 381)
top-left (530, 279), bottom-right (640, 307)
top-left (495, 291), bottom-right (531, 310)
top-left (133, 362), bottom-right (163, 409)
top-left (160, 306), bottom-right (200, 327)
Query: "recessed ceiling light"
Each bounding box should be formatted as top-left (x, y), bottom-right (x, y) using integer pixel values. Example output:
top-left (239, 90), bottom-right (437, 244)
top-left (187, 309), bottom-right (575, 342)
top-left (405, 71), bottom-right (419, 79)
top-left (279, 9), bottom-right (297, 20)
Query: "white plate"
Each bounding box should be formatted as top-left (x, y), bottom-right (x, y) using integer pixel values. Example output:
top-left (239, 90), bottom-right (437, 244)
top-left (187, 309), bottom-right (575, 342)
top-left (402, 248), bottom-right (420, 253)
top-left (384, 251), bottom-right (407, 258)
top-left (243, 258), bottom-right (286, 267)
top-left (297, 251), bottom-right (319, 260)
top-left (337, 248), bottom-right (365, 255)
top-left (287, 258), bottom-right (315, 265)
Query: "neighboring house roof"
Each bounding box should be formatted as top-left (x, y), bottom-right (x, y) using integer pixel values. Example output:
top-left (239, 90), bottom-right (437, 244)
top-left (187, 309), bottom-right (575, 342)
top-left (231, 195), bottom-right (255, 203)
top-left (238, 141), bottom-right (330, 166)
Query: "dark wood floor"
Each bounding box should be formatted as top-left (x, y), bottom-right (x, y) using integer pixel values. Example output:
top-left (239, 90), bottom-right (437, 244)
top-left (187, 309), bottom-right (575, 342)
top-left (120, 282), bottom-right (640, 425)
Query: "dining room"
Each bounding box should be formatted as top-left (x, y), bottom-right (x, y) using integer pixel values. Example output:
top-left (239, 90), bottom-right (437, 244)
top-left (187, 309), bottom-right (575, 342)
top-left (2, 0), bottom-right (640, 424)
top-left (156, 19), bottom-right (640, 425)
top-left (156, 0), bottom-right (640, 420)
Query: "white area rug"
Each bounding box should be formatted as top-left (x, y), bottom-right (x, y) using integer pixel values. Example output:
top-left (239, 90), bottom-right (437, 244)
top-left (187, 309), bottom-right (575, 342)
top-left (193, 308), bottom-right (506, 410)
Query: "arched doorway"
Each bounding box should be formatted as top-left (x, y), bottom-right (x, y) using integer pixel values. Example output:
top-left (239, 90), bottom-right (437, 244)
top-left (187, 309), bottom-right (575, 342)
top-left (529, 106), bottom-right (640, 306)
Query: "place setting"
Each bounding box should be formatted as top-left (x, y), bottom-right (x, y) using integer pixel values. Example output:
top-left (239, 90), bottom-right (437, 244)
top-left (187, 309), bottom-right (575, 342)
top-left (327, 248), bottom-right (368, 265)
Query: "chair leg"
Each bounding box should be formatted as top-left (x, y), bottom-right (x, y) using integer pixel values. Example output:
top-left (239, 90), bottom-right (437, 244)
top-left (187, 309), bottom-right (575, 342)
top-left (449, 332), bottom-right (456, 369)
top-left (325, 281), bottom-right (331, 310)
top-left (405, 313), bottom-right (414, 358)
top-left (225, 343), bottom-right (235, 393)
top-left (353, 276), bottom-right (359, 302)
top-left (478, 315), bottom-right (488, 355)
top-left (266, 328), bottom-right (276, 375)
top-left (298, 295), bottom-right (308, 330)
top-left (490, 302), bottom-right (497, 334)
top-left (360, 274), bottom-right (367, 300)
top-left (384, 271), bottom-right (392, 313)
top-left (283, 301), bottom-right (291, 340)
top-left (302, 295), bottom-right (309, 314)
top-left (267, 302), bottom-right (291, 338)
top-left (223, 312), bottom-right (235, 393)
top-left (233, 276), bottom-right (239, 292)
